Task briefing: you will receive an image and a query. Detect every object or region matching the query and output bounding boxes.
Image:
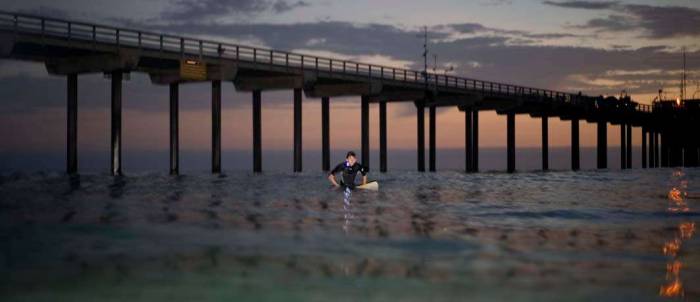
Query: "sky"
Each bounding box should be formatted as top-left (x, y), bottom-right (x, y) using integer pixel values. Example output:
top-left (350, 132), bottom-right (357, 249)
top-left (1, 0), bottom-right (699, 171)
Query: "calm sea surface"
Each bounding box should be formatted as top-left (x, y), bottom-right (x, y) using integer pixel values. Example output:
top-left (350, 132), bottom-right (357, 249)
top-left (1, 168), bottom-right (698, 301)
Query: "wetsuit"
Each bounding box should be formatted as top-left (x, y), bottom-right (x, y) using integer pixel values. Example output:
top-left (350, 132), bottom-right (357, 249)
top-left (329, 161), bottom-right (368, 189)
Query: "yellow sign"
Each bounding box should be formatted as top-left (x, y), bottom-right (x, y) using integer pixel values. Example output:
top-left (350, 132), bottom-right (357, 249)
top-left (180, 59), bottom-right (207, 81)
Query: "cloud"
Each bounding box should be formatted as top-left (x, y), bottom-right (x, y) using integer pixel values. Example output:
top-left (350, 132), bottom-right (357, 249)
top-left (131, 21), bottom-right (449, 59)
top-left (542, 1), bottom-right (618, 10)
top-left (548, 2), bottom-right (700, 39)
top-left (523, 32), bottom-right (580, 39)
top-left (448, 23), bottom-right (489, 34)
top-left (479, 0), bottom-right (513, 6)
top-left (161, 0), bottom-right (310, 21)
top-left (447, 22), bottom-right (582, 42)
top-left (578, 14), bottom-right (637, 32)
top-left (17, 5), bottom-right (71, 18)
top-left (624, 4), bottom-right (700, 39)
top-left (271, 0), bottom-right (310, 13)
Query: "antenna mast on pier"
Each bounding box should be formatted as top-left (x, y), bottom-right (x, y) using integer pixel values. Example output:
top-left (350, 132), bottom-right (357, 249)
top-left (681, 47), bottom-right (687, 101)
top-left (421, 26), bottom-right (428, 87)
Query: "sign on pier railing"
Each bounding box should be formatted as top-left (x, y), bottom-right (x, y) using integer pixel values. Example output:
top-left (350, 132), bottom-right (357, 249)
top-left (180, 59), bottom-right (207, 81)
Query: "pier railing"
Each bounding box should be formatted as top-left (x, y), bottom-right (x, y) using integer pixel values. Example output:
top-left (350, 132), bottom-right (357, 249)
top-left (0, 11), bottom-right (651, 114)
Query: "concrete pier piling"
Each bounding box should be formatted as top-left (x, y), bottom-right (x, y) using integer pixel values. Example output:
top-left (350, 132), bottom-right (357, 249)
top-left (669, 130), bottom-right (683, 167)
top-left (507, 113), bottom-right (515, 173)
top-left (472, 110), bottom-right (479, 172)
top-left (361, 95), bottom-right (370, 169)
top-left (654, 132), bottom-right (660, 168)
top-left (253, 90), bottom-right (262, 173)
top-left (626, 124), bottom-right (632, 168)
top-left (110, 71), bottom-right (122, 176)
top-left (641, 127), bottom-right (647, 169)
top-left (321, 96), bottom-right (330, 172)
top-left (648, 131), bottom-right (652, 168)
top-left (293, 88), bottom-right (302, 172)
top-left (66, 74), bottom-right (78, 175)
top-left (429, 105), bottom-right (436, 172)
top-left (686, 142), bottom-right (699, 167)
top-left (621, 124), bottom-right (627, 170)
top-left (661, 132), bottom-right (669, 167)
top-left (212, 80), bottom-right (221, 174)
top-left (597, 121), bottom-right (607, 169)
top-left (465, 109), bottom-right (473, 172)
top-left (416, 101), bottom-right (425, 172)
top-left (571, 118), bottom-right (580, 171)
top-left (541, 115), bottom-right (548, 171)
top-left (169, 83), bottom-right (179, 175)
top-left (379, 101), bottom-right (388, 173)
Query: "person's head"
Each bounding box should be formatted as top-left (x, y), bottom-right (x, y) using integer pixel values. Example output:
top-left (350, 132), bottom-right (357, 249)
top-left (345, 151), bottom-right (357, 165)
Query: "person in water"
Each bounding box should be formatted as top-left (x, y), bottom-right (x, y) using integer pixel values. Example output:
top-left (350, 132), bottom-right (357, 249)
top-left (327, 151), bottom-right (368, 189)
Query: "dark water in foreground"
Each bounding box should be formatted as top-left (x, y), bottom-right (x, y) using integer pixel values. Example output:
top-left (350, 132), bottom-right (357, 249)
top-left (1, 169), bottom-right (699, 301)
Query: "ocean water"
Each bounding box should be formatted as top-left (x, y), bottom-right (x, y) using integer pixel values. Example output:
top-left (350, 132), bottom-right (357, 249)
top-left (0, 168), bottom-right (698, 301)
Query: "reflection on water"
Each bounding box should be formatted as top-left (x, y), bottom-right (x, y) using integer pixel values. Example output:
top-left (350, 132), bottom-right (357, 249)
top-left (660, 169), bottom-right (695, 298)
top-left (0, 169), bottom-right (699, 301)
top-left (343, 187), bottom-right (352, 234)
top-left (667, 170), bottom-right (690, 213)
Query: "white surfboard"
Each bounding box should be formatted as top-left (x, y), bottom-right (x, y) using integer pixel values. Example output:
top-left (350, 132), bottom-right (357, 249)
top-left (356, 181), bottom-right (379, 191)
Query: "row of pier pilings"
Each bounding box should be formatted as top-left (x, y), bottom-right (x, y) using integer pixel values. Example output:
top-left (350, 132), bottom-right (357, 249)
top-left (62, 73), bottom-right (697, 175)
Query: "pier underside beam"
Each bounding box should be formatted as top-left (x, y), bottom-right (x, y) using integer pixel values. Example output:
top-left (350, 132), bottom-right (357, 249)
top-left (46, 52), bottom-right (139, 76)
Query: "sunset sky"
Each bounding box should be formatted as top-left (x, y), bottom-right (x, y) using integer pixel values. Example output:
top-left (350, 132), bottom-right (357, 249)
top-left (1, 0), bottom-right (699, 171)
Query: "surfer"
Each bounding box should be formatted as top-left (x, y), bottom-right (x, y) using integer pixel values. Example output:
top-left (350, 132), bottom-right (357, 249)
top-left (327, 151), bottom-right (368, 189)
